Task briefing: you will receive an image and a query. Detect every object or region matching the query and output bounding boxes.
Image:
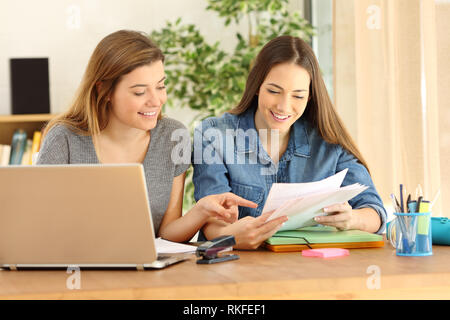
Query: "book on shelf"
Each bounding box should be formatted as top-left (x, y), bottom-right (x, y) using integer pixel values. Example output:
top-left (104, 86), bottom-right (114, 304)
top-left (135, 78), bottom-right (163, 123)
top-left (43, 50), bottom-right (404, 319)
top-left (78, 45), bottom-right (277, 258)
top-left (31, 130), bottom-right (44, 164)
top-left (9, 129), bottom-right (27, 165)
top-left (31, 131), bottom-right (42, 163)
top-left (20, 139), bottom-right (33, 165)
top-left (1, 129), bottom-right (43, 166)
top-left (0, 145), bottom-right (11, 166)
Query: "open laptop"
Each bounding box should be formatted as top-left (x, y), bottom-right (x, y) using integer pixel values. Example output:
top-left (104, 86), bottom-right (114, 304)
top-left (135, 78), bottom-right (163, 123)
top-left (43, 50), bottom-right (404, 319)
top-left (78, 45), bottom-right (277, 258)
top-left (0, 164), bottom-right (191, 270)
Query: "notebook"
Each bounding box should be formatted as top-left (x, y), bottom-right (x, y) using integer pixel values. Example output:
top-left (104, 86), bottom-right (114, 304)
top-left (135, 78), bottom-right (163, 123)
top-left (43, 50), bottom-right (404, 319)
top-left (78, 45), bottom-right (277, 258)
top-left (265, 226), bottom-right (384, 252)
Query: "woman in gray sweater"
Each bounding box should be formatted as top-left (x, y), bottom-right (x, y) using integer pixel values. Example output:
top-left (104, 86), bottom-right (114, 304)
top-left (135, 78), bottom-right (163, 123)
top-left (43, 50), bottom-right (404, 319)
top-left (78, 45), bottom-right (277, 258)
top-left (37, 30), bottom-right (256, 243)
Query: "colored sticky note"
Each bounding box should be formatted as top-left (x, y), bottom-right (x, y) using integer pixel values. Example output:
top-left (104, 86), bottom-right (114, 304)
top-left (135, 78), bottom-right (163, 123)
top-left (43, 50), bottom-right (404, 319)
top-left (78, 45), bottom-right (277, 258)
top-left (417, 201), bottom-right (430, 235)
top-left (302, 248), bottom-right (349, 258)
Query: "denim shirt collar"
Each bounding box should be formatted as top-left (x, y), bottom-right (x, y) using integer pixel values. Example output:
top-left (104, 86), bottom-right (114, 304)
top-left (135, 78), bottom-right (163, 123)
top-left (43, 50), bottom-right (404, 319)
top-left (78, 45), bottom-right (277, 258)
top-left (235, 107), bottom-right (311, 158)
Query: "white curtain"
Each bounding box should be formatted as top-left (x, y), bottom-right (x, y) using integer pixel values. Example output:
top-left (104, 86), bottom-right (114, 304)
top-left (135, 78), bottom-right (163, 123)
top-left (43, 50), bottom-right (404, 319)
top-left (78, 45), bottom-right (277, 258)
top-left (333, 0), bottom-right (444, 219)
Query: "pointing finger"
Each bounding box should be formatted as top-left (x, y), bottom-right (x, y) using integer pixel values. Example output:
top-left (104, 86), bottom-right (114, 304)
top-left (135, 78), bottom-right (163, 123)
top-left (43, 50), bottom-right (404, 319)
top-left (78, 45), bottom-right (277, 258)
top-left (224, 193), bottom-right (258, 208)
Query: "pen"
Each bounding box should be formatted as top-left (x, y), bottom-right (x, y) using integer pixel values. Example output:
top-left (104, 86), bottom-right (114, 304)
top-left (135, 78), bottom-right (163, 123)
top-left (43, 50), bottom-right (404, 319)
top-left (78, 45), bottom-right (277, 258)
top-left (407, 199), bottom-right (417, 251)
top-left (395, 196), bottom-right (401, 212)
top-left (390, 193), bottom-right (401, 212)
top-left (416, 196), bottom-right (422, 213)
top-left (413, 195), bottom-right (423, 251)
top-left (400, 184), bottom-right (414, 253)
top-left (406, 194), bottom-right (411, 212)
top-left (400, 184), bottom-right (404, 213)
top-left (405, 193), bottom-right (411, 231)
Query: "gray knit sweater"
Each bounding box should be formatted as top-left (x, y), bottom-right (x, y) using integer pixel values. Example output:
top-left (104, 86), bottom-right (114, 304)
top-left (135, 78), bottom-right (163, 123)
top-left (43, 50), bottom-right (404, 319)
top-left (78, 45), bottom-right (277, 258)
top-left (36, 117), bottom-right (191, 234)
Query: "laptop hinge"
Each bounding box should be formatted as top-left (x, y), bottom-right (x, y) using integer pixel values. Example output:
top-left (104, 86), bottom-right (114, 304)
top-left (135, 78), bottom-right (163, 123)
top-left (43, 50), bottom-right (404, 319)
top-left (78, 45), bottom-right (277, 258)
top-left (136, 264), bottom-right (144, 271)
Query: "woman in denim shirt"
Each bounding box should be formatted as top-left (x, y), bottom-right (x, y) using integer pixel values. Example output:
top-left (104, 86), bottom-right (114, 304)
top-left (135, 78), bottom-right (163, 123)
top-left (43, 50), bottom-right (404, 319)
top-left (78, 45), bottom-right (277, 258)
top-left (193, 36), bottom-right (387, 249)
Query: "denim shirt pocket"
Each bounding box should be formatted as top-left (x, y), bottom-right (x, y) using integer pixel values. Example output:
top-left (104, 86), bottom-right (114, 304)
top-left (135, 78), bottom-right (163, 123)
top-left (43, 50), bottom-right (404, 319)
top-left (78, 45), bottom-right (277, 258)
top-left (229, 181), bottom-right (265, 218)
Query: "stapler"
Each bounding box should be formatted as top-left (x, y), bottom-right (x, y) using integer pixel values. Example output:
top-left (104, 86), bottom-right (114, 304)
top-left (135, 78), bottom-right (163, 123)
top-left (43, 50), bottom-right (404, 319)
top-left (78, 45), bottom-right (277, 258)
top-left (196, 235), bottom-right (239, 264)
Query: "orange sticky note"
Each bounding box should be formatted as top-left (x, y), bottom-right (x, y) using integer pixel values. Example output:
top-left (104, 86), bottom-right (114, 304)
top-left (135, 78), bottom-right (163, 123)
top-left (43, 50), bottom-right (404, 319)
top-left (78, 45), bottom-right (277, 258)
top-left (302, 248), bottom-right (349, 258)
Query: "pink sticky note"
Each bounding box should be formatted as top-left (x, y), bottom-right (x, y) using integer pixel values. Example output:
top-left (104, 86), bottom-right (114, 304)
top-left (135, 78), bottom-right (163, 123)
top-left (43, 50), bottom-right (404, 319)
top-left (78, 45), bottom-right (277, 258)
top-left (302, 248), bottom-right (349, 258)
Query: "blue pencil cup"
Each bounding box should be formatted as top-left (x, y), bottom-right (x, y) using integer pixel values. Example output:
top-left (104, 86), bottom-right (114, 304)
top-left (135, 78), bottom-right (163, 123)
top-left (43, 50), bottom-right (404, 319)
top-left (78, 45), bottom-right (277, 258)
top-left (388, 212), bottom-right (432, 256)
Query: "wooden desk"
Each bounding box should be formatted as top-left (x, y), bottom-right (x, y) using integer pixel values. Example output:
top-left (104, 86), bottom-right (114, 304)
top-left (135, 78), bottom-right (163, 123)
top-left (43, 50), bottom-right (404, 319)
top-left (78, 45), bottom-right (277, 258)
top-left (1, 244), bottom-right (449, 300)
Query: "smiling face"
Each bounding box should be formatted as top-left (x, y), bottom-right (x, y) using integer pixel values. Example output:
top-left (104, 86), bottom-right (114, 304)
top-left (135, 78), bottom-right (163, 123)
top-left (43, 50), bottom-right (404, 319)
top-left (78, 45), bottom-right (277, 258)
top-left (108, 60), bottom-right (167, 132)
top-left (254, 62), bottom-right (311, 135)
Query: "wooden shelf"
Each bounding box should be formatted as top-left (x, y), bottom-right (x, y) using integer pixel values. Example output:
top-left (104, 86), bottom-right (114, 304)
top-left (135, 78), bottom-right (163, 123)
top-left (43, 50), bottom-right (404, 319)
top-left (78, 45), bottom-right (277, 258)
top-left (0, 114), bottom-right (57, 145)
top-left (0, 114), bottom-right (56, 123)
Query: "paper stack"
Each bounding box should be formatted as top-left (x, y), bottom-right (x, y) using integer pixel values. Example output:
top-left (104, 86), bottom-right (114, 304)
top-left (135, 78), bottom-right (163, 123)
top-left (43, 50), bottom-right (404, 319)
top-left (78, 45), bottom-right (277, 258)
top-left (155, 237), bottom-right (197, 254)
top-left (263, 169), bottom-right (368, 231)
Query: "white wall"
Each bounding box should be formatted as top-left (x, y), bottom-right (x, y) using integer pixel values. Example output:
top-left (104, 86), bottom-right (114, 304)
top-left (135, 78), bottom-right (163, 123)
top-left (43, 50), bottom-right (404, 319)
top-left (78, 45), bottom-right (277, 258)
top-left (0, 0), bottom-right (247, 126)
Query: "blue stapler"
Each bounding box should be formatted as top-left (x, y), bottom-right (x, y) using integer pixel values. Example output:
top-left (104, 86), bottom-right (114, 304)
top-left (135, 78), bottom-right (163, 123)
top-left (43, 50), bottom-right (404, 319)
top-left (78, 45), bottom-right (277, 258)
top-left (196, 235), bottom-right (239, 264)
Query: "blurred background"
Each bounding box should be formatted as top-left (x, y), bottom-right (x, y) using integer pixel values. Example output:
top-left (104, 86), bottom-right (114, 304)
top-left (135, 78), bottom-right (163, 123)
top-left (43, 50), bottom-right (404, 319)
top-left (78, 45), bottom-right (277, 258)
top-left (0, 0), bottom-right (448, 224)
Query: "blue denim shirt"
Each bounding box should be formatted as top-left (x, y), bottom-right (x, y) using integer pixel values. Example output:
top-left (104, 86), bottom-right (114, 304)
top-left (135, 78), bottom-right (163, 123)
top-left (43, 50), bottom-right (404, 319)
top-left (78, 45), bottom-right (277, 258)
top-left (192, 107), bottom-right (387, 234)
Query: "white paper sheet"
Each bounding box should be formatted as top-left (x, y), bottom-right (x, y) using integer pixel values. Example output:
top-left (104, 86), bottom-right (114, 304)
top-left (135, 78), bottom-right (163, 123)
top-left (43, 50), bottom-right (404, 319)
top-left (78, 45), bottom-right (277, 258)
top-left (155, 238), bottom-right (197, 254)
top-left (262, 168), bottom-right (348, 214)
top-left (263, 169), bottom-right (369, 231)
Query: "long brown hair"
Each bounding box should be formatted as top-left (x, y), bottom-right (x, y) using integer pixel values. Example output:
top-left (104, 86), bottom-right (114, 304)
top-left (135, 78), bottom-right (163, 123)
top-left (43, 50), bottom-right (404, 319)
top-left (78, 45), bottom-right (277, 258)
top-left (229, 35), bottom-right (370, 173)
top-left (43, 30), bottom-right (164, 138)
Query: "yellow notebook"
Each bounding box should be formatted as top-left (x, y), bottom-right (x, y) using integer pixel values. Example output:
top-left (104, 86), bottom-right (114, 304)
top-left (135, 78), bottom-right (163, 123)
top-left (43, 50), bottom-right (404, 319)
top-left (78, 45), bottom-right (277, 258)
top-left (30, 131), bottom-right (42, 165)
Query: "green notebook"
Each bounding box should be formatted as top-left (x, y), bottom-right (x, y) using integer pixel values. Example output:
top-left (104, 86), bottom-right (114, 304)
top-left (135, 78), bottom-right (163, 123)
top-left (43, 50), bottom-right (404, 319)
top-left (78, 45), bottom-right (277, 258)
top-left (266, 226), bottom-right (383, 245)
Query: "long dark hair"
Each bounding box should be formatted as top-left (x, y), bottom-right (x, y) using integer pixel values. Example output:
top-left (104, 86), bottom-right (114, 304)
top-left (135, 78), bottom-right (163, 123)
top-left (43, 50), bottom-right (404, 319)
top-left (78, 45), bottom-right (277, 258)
top-left (229, 35), bottom-right (370, 172)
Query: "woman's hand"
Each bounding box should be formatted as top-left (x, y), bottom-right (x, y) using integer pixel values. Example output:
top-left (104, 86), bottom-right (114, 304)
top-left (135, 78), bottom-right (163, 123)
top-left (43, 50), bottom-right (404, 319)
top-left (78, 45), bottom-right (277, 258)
top-left (314, 202), bottom-right (358, 231)
top-left (195, 192), bottom-right (258, 223)
top-left (222, 211), bottom-right (288, 250)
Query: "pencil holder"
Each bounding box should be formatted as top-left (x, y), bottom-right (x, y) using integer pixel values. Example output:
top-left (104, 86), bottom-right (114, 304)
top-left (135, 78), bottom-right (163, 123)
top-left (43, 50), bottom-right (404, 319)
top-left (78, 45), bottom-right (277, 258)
top-left (388, 212), bottom-right (432, 256)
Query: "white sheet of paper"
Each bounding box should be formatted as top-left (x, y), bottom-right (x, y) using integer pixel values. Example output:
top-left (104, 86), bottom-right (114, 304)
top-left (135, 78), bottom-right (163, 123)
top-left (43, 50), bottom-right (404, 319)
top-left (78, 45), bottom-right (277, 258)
top-left (262, 168), bottom-right (369, 231)
top-left (273, 184), bottom-right (368, 231)
top-left (155, 238), bottom-right (197, 254)
top-left (262, 168), bottom-right (348, 214)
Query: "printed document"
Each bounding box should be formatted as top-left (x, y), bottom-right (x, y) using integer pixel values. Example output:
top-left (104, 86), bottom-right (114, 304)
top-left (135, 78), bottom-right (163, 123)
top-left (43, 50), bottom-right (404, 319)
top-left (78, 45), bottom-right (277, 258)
top-left (263, 169), bottom-right (368, 231)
